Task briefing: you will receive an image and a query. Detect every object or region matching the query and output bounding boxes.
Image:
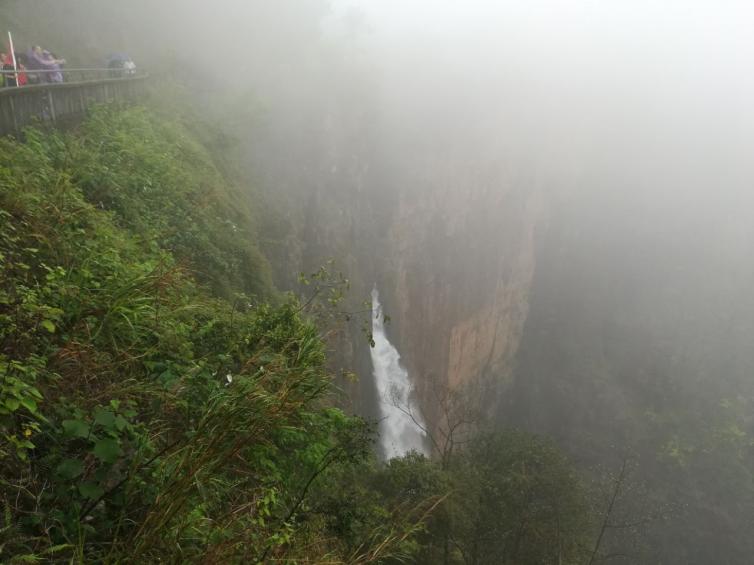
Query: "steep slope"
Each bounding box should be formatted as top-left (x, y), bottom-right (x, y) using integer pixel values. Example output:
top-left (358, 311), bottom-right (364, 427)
top-left (0, 106), bottom-right (432, 563)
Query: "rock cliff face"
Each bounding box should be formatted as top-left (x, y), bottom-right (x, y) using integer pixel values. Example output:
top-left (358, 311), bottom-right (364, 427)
top-left (378, 161), bottom-right (547, 423)
top-left (366, 167), bottom-right (754, 563)
top-left (275, 148), bottom-right (549, 430)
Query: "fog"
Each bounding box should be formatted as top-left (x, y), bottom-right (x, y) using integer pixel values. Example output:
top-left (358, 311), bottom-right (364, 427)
top-left (343, 0), bottom-right (754, 187)
top-left (5, 0), bottom-right (754, 561)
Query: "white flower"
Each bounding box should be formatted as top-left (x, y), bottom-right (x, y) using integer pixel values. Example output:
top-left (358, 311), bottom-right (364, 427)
top-left (226, 373), bottom-right (233, 385)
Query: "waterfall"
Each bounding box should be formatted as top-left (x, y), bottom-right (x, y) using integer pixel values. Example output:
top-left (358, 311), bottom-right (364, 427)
top-left (370, 287), bottom-right (429, 459)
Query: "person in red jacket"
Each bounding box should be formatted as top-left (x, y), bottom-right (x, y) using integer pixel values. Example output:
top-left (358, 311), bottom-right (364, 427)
top-left (1, 51), bottom-right (27, 87)
top-left (15, 56), bottom-right (28, 86)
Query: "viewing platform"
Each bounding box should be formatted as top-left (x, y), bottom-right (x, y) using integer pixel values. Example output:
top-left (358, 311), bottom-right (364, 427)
top-left (0, 69), bottom-right (148, 137)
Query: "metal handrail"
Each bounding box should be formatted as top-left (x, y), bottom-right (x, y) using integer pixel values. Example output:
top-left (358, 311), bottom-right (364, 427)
top-left (0, 73), bottom-right (148, 94)
top-left (0, 68), bottom-right (127, 74)
top-left (1, 67), bottom-right (145, 87)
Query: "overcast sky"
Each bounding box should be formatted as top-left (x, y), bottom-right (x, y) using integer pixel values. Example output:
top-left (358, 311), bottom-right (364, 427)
top-left (327, 0), bottom-right (754, 177)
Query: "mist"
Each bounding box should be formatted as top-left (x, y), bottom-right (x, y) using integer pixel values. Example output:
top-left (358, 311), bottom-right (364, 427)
top-left (3, 0), bottom-right (754, 562)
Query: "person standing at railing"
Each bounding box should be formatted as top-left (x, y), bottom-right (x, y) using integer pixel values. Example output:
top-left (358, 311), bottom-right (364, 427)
top-left (15, 53), bottom-right (28, 86)
top-left (107, 53), bottom-right (136, 78)
top-left (0, 52), bottom-right (8, 87)
top-left (42, 51), bottom-right (63, 83)
top-left (26, 45), bottom-right (66, 84)
top-left (1, 55), bottom-right (25, 87)
top-left (0, 52), bottom-right (25, 87)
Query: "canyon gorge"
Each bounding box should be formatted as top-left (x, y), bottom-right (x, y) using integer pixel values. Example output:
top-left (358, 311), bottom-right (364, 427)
top-left (4, 1), bottom-right (754, 562)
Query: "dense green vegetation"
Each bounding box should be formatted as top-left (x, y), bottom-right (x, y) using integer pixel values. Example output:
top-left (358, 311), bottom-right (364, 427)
top-left (0, 107), bottom-right (603, 563)
top-left (0, 107), bottom-right (393, 562)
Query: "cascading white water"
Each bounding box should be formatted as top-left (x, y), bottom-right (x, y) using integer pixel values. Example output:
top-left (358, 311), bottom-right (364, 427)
top-left (370, 287), bottom-right (429, 459)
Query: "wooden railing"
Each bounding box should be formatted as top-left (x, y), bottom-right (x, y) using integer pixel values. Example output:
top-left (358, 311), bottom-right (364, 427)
top-left (0, 73), bottom-right (148, 137)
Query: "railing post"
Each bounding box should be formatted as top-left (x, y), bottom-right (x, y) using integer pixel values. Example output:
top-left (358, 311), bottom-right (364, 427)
top-left (8, 96), bottom-right (18, 133)
top-left (47, 89), bottom-right (56, 122)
